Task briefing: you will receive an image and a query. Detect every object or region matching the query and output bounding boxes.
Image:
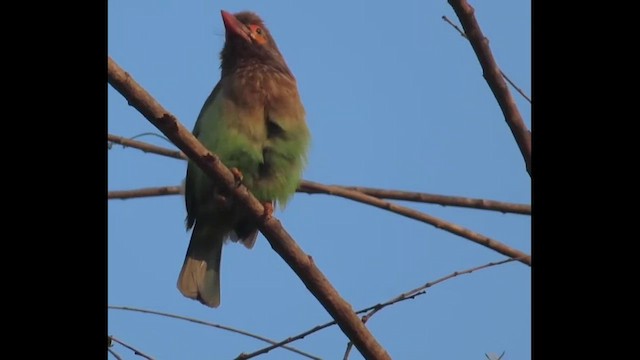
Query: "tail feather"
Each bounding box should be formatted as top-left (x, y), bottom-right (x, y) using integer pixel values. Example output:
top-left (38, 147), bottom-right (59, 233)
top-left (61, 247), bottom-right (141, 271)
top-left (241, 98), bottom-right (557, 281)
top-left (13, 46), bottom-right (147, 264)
top-left (177, 223), bottom-right (225, 308)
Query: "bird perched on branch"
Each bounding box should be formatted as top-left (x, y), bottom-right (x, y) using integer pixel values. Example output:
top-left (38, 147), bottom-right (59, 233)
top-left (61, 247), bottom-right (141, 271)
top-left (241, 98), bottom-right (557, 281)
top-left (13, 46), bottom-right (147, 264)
top-left (177, 10), bottom-right (311, 308)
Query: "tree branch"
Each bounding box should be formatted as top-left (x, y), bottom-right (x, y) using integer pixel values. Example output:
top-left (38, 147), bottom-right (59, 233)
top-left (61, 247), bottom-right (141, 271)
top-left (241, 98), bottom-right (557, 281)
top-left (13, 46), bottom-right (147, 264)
top-left (108, 133), bottom-right (186, 160)
top-left (299, 182), bottom-right (530, 215)
top-left (447, 0), bottom-right (532, 176)
top-left (108, 56), bottom-right (391, 360)
top-left (108, 186), bottom-right (183, 200)
top-left (107, 182), bottom-right (530, 265)
top-left (441, 15), bottom-right (531, 103)
top-left (108, 306), bottom-right (320, 359)
top-left (240, 258), bottom-right (516, 359)
top-left (107, 135), bottom-right (530, 215)
top-left (109, 336), bottom-right (155, 360)
top-left (342, 258), bottom-right (516, 359)
top-left (107, 348), bottom-right (124, 360)
top-left (299, 181), bottom-right (530, 265)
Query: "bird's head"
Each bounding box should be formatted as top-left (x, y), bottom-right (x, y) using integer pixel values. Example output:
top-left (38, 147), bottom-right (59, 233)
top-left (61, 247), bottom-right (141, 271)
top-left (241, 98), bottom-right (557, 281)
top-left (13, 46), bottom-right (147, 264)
top-left (219, 10), bottom-right (290, 76)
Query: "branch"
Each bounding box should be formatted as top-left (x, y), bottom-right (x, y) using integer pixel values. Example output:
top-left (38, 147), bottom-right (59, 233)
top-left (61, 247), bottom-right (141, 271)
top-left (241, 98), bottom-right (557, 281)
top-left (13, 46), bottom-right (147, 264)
top-left (108, 306), bottom-right (320, 360)
top-left (107, 135), bottom-right (530, 215)
top-left (441, 15), bottom-right (531, 103)
top-left (108, 133), bottom-right (186, 160)
top-left (108, 56), bottom-right (391, 360)
top-left (342, 258), bottom-right (516, 359)
top-left (107, 348), bottom-right (124, 360)
top-left (486, 351), bottom-right (506, 360)
top-left (299, 182), bottom-right (530, 215)
top-left (109, 336), bottom-right (155, 360)
top-left (108, 186), bottom-right (183, 200)
top-left (107, 182), bottom-right (530, 265)
top-left (108, 182), bottom-right (530, 215)
top-left (241, 258), bottom-right (516, 359)
top-left (299, 181), bottom-right (530, 265)
top-left (447, 0), bottom-right (532, 176)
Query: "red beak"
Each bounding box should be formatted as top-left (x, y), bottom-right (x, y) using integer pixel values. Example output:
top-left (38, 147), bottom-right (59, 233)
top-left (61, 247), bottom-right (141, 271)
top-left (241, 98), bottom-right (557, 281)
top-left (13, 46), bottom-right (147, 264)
top-left (221, 10), bottom-right (252, 43)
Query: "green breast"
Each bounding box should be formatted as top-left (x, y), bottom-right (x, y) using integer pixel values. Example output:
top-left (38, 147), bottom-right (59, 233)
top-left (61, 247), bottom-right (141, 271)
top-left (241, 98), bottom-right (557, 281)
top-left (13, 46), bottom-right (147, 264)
top-left (193, 71), bottom-right (310, 207)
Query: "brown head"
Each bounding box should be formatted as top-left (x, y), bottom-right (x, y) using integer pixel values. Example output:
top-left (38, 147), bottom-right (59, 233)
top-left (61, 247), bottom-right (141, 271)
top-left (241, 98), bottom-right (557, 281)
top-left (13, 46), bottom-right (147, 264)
top-left (219, 11), bottom-right (292, 77)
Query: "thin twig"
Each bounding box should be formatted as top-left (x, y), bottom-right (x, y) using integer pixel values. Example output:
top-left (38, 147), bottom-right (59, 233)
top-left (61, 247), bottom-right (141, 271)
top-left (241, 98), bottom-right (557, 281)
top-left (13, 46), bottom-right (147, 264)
top-left (108, 56), bottom-right (391, 360)
top-left (300, 181), bottom-right (530, 265)
top-left (108, 306), bottom-right (320, 360)
top-left (129, 132), bottom-right (172, 144)
top-left (446, 1), bottom-right (532, 176)
top-left (109, 335), bottom-right (155, 360)
top-left (108, 134), bottom-right (186, 160)
top-left (107, 135), bottom-right (530, 215)
top-left (241, 258), bottom-right (516, 359)
top-left (344, 342), bottom-right (355, 359)
top-left (441, 15), bottom-right (531, 103)
top-left (486, 351), bottom-right (506, 360)
top-left (108, 186), bottom-right (183, 199)
top-left (108, 348), bottom-right (124, 360)
top-left (342, 258), bottom-right (517, 359)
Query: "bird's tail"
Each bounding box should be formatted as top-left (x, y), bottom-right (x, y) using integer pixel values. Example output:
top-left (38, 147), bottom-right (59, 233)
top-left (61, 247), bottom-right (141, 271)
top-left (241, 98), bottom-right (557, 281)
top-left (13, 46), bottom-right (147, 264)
top-left (177, 222), bottom-right (225, 308)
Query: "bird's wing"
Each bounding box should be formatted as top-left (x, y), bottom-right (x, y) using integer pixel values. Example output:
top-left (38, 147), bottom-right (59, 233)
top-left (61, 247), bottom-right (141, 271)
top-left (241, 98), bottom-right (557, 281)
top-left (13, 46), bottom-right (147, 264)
top-left (185, 80), bottom-right (223, 229)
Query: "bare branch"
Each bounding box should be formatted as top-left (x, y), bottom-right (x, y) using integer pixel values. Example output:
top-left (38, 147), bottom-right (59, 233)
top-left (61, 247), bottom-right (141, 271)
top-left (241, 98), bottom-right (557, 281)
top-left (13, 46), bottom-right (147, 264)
top-left (344, 343), bottom-right (355, 360)
top-left (300, 181), bottom-right (530, 265)
top-left (447, 1), bottom-right (532, 176)
top-left (108, 182), bottom-right (530, 215)
top-left (343, 258), bottom-right (517, 358)
top-left (107, 182), bottom-right (530, 264)
top-left (108, 348), bottom-right (124, 360)
top-left (299, 183), bottom-right (530, 215)
top-left (129, 132), bottom-right (172, 144)
top-left (108, 133), bottom-right (186, 160)
top-left (107, 136), bottom-right (530, 215)
top-left (241, 258), bottom-right (516, 359)
top-left (108, 186), bottom-right (183, 200)
top-left (108, 306), bottom-right (320, 360)
top-left (108, 56), bottom-right (391, 360)
top-left (109, 335), bottom-right (155, 360)
top-left (441, 16), bottom-right (531, 104)
top-left (486, 351), bottom-right (507, 360)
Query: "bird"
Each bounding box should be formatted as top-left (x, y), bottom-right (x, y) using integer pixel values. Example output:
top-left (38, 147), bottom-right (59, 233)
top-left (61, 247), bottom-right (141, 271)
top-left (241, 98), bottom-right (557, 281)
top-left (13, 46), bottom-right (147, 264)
top-left (177, 10), bottom-right (311, 308)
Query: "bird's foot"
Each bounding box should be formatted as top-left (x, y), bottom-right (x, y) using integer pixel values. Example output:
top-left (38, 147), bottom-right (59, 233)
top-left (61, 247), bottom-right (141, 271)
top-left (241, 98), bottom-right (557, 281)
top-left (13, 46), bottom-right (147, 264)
top-left (230, 167), bottom-right (243, 187)
top-left (262, 201), bottom-right (274, 220)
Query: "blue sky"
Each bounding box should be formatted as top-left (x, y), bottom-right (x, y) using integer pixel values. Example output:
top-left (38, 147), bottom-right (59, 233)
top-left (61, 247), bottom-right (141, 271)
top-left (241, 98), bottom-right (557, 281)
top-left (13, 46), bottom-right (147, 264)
top-left (108, 1), bottom-right (531, 359)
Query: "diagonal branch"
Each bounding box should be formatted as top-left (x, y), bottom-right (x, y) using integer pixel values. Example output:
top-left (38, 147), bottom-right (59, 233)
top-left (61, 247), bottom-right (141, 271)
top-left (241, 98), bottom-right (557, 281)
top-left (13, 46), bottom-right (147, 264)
top-left (447, 0), bottom-right (532, 176)
top-left (108, 348), bottom-right (124, 360)
top-left (299, 183), bottom-right (530, 215)
top-left (342, 258), bottom-right (517, 359)
top-left (108, 56), bottom-right (391, 360)
top-left (240, 258), bottom-right (516, 359)
top-left (107, 135), bottom-right (530, 215)
top-left (108, 306), bottom-right (320, 359)
top-left (441, 16), bottom-right (531, 104)
top-left (300, 181), bottom-right (530, 265)
top-left (109, 336), bottom-right (155, 360)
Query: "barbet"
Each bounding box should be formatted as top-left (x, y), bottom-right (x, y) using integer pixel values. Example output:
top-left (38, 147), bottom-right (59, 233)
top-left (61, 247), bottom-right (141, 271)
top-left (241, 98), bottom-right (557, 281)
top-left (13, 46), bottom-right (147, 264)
top-left (177, 10), bottom-right (311, 308)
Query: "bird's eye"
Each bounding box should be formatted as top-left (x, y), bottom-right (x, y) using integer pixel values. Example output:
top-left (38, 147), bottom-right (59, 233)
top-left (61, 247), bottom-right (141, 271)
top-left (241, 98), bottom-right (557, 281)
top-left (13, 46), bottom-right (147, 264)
top-left (248, 24), bottom-right (267, 44)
